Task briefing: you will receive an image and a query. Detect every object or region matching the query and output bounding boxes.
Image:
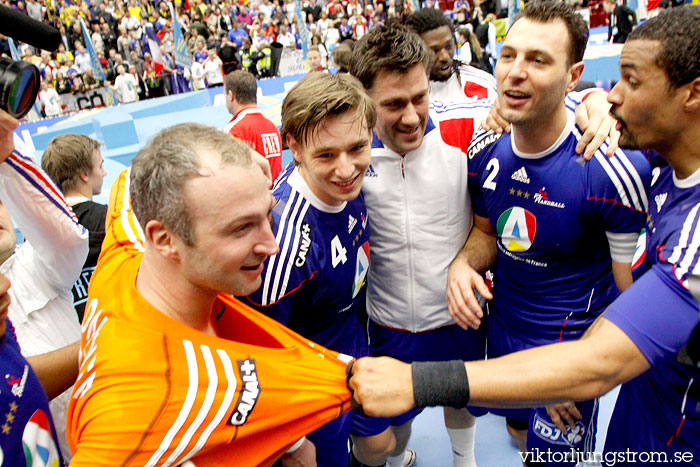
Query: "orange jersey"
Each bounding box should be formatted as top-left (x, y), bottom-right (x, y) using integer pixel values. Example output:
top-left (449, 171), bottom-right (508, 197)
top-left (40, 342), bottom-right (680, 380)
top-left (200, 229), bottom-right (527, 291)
top-left (67, 169), bottom-right (352, 467)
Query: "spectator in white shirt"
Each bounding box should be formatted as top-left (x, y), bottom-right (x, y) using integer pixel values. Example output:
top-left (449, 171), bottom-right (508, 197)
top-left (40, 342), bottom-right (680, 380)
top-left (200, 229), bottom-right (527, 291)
top-left (112, 64), bottom-right (139, 103)
top-left (74, 44), bottom-right (93, 74)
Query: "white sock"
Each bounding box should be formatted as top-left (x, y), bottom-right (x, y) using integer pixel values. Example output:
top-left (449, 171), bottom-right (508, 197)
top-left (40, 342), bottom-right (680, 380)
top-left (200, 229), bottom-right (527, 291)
top-left (385, 452), bottom-right (407, 467)
top-left (447, 425), bottom-right (477, 467)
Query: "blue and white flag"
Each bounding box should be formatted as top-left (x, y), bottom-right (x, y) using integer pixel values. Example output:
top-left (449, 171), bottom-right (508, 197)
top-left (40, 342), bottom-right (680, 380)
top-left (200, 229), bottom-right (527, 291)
top-left (80, 18), bottom-right (107, 81)
top-left (80, 18), bottom-right (117, 105)
top-left (293, 0), bottom-right (309, 57)
top-left (507, 0), bottom-right (521, 29)
top-left (7, 37), bottom-right (21, 62)
top-left (411, 0), bottom-right (420, 14)
top-left (169, 2), bottom-right (191, 68)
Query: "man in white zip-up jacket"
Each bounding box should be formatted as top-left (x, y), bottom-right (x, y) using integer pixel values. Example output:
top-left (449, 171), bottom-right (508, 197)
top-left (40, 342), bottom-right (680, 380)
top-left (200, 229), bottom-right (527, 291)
top-left (349, 19), bottom-right (615, 467)
top-left (0, 115), bottom-right (88, 462)
top-left (350, 21), bottom-right (491, 467)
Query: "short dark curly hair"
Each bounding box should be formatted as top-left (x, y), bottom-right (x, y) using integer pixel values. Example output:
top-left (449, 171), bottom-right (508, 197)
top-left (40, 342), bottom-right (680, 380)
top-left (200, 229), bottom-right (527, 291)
top-left (513, 0), bottom-right (589, 66)
top-left (350, 19), bottom-right (430, 90)
top-left (404, 7), bottom-right (453, 35)
top-left (627, 5), bottom-right (700, 89)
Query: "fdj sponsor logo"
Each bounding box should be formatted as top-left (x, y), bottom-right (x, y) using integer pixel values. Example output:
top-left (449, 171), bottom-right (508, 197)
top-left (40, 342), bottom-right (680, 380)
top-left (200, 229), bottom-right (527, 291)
top-left (295, 222), bottom-right (313, 268)
top-left (230, 359), bottom-right (261, 426)
top-left (497, 207), bottom-right (536, 252)
top-left (532, 413), bottom-right (586, 446)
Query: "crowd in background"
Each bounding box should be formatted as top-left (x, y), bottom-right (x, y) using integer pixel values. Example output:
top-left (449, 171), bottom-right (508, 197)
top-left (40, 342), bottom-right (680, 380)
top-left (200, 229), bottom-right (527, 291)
top-left (0, 0), bottom-right (507, 116)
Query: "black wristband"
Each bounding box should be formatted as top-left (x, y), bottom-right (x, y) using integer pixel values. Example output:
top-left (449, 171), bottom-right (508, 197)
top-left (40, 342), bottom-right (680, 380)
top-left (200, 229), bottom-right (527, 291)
top-left (412, 360), bottom-right (470, 408)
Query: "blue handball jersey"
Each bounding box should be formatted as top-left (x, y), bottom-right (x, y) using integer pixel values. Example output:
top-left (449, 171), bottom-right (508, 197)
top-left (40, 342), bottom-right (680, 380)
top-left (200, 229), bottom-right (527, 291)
top-left (0, 321), bottom-right (64, 466)
top-left (244, 164), bottom-right (371, 359)
top-left (467, 110), bottom-right (651, 343)
top-left (603, 152), bottom-right (700, 464)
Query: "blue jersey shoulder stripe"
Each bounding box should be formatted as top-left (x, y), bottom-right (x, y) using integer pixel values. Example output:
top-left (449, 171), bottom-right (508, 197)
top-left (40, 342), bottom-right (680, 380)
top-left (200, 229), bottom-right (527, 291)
top-left (572, 126), bottom-right (648, 213)
top-left (667, 203), bottom-right (700, 290)
top-left (261, 189), bottom-right (311, 305)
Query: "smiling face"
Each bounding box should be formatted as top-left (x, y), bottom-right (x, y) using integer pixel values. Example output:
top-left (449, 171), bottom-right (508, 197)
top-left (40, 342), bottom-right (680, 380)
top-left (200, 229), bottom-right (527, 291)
top-left (495, 17), bottom-right (582, 129)
top-left (421, 25), bottom-right (454, 82)
top-left (288, 108), bottom-right (372, 206)
top-left (368, 64), bottom-right (430, 155)
top-left (176, 152), bottom-right (279, 296)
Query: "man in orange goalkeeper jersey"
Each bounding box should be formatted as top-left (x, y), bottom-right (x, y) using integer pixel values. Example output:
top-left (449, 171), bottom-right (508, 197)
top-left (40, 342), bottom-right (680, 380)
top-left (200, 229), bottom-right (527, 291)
top-left (67, 123), bottom-right (353, 466)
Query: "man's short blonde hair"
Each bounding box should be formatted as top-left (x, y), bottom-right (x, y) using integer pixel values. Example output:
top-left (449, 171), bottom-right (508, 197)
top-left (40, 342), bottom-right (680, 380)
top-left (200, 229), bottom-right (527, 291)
top-left (130, 123), bottom-right (254, 246)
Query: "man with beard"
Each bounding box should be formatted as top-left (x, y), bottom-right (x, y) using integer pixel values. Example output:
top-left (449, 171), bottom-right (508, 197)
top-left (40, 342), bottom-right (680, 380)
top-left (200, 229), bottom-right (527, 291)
top-left (405, 8), bottom-right (496, 104)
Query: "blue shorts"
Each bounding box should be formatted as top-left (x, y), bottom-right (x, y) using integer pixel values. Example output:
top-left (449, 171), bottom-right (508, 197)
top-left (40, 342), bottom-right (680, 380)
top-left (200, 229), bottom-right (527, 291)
top-left (308, 412), bottom-right (351, 467)
top-left (488, 314), bottom-right (599, 464)
top-left (368, 320), bottom-right (488, 425)
top-left (487, 315), bottom-right (536, 421)
top-left (310, 409), bottom-right (393, 466)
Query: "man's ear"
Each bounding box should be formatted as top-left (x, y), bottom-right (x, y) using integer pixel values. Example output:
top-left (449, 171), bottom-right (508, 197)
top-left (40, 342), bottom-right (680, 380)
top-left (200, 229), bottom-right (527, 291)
top-left (144, 219), bottom-right (181, 261)
top-left (566, 61), bottom-right (585, 93)
top-left (79, 170), bottom-right (90, 184)
top-left (286, 134), bottom-right (303, 164)
top-left (683, 76), bottom-right (700, 113)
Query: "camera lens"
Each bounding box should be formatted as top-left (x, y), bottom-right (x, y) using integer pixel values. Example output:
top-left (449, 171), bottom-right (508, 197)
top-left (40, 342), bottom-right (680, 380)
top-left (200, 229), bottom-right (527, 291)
top-left (0, 57), bottom-right (40, 119)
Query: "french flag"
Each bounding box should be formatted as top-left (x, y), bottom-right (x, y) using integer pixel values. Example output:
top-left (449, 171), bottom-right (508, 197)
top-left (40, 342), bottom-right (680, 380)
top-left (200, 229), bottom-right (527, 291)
top-left (144, 24), bottom-right (164, 74)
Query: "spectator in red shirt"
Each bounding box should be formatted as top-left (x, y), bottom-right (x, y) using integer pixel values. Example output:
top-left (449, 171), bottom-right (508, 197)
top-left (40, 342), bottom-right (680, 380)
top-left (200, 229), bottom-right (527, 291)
top-left (223, 70), bottom-right (283, 182)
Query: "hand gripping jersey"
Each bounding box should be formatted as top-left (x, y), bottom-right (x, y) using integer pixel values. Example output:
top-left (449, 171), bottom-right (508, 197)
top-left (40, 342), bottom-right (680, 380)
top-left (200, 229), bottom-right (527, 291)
top-left (224, 107), bottom-right (283, 182)
top-left (429, 63), bottom-right (497, 104)
top-left (244, 165), bottom-right (371, 359)
top-left (467, 108), bottom-right (651, 344)
top-left (67, 170), bottom-right (352, 467)
top-left (362, 99), bottom-right (491, 332)
top-left (603, 153), bottom-right (700, 463)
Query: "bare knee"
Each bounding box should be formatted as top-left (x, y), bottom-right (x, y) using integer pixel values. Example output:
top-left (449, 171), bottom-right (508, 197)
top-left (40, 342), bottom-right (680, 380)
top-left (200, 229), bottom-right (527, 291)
top-left (505, 418), bottom-right (528, 453)
top-left (351, 429), bottom-right (396, 466)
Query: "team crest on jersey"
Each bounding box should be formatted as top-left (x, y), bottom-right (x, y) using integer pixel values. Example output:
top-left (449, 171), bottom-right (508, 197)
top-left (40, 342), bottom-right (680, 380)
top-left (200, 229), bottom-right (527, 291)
top-left (511, 167), bottom-right (530, 184)
top-left (294, 223), bottom-right (313, 268)
top-left (532, 413), bottom-right (586, 446)
top-left (632, 229), bottom-right (646, 270)
top-left (497, 207), bottom-right (536, 252)
top-left (352, 241), bottom-right (370, 298)
top-left (6, 364), bottom-right (28, 398)
top-left (230, 359), bottom-right (261, 426)
top-left (22, 409), bottom-right (61, 466)
top-left (467, 130), bottom-right (501, 159)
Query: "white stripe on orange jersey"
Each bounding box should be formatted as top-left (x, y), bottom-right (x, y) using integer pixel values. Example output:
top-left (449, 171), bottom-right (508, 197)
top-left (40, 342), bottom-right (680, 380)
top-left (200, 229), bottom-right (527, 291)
top-left (146, 339), bottom-right (199, 467)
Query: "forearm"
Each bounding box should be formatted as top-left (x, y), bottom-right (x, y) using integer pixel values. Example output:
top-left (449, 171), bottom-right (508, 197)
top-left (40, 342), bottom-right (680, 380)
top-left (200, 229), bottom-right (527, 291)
top-left (0, 151), bottom-right (88, 283)
top-left (27, 341), bottom-right (80, 400)
top-left (458, 223), bottom-right (496, 275)
top-left (465, 318), bottom-right (648, 407)
top-left (612, 260), bottom-right (633, 292)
